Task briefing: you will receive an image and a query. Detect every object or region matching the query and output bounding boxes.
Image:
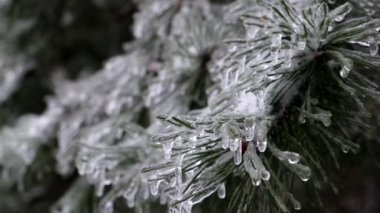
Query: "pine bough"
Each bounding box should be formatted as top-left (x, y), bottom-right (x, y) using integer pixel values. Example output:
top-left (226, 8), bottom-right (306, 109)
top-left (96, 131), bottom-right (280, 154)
top-left (0, 0), bottom-right (379, 212)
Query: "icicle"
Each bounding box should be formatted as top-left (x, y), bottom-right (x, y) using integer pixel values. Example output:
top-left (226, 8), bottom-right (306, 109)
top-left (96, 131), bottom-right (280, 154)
top-left (149, 180), bottom-right (160, 196)
top-left (339, 66), bottom-right (350, 78)
top-left (188, 134), bottom-right (197, 148)
top-left (294, 165), bottom-right (312, 182)
top-left (141, 182), bottom-right (150, 200)
top-left (317, 111), bottom-right (332, 127)
top-left (244, 117), bottom-right (256, 141)
top-left (297, 40), bottom-right (306, 50)
top-left (271, 34), bottom-right (282, 64)
top-left (341, 145), bottom-right (349, 153)
top-left (174, 167), bottom-right (182, 199)
top-left (221, 121), bottom-right (240, 150)
top-left (285, 49), bottom-right (293, 68)
top-left (217, 183), bottom-right (226, 199)
top-left (229, 138), bottom-right (241, 151)
top-left (256, 120), bottom-right (268, 153)
top-left (103, 202), bottom-right (114, 213)
top-left (96, 173), bottom-right (106, 197)
top-left (246, 26), bottom-right (258, 39)
top-left (210, 128), bottom-right (220, 140)
top-left (288, 194), bottom-right (301, 210)
top-left (234, 141), bottom-right (242, 165)
top-left (272, 49), bottom-right (279, 64)
top-left (298, 112), bottom-right (306, 124)
top-left (334, 4), bottom-right (352, 22)
top-left (126, 196), bottom-right (135, 208)
top-left (260, 170), bottom-right (271, 181)
top-left (257, 138), bottom-right (267, 153)
top-left (227, 43), bottom-right (238, 53)
top-left (369, 37), bottom-right (378, 56)
top-left (283, 151), bottom-right (300, 164)
top-left (162, 140), bottom-right (175, 160)
top-left (221, 124), bottom-right (230, 149)
top-left (159, 193), bottom-right (167, 205)
top-left (182, 202), bottom-right (193, 213)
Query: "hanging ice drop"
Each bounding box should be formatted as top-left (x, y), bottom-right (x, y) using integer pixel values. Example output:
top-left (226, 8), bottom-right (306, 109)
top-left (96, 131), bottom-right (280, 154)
top-left (341, 145), bottom-right (349, 153)
top-left (339, 66), bottom-right (350, 78)
top-left (126, 196), bottom-right (135, 208)
top-left (217, 183), bottom-right (226, 199)
top-left (229, 138), bottom-right (240, 151)
top-left (162, 140), bottom-right (174, 160)
top-left (159, 193), bottom-right (167, 205)
top-left (252, 178), bottom-right (261, 186)
top-left (246, 26), bottom-right (258, 39)
top-left (289, 194), bottom-right (302, 210)
top-left (334, 15), bottom-right (344, 22)
top-left (299, 167), bottom-right (312, 182)
top-left (103, 202), bottom-right (113, 213)
top-left (188, 134), bottom-right (197, 148)
top-left (284, 151), bottom-right (300, 164)
top-left (260, 170), bottom-right (271, 181)
top-left (150, 181), bottom-right (160, 196)
top-left (257, 138), bottom-right (267, 152)
top-left (174, 167), bottom-right (182, 199)
top-left (297, 40), bottom-right (306, 50)
top-left (285, 49), bottom-right (293, 68)
top-left (369, 38), bottom-right (378, 56)
top-left (234, 142), bottom-right (242, 165)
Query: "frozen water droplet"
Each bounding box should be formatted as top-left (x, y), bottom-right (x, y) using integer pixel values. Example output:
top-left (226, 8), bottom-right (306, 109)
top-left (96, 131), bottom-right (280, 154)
top-left (182, 202), bottom-right (193, 213)
top-left (260, 170), bottom-right (271, 181)
top-left (271, 49), bottom-right (279, 64)
top-left (221, 124), bottom-right (230, 149)
top-left (297, 40), bottom-right (306, 50)
top-left (341, 145), bottom-right (349, 153)
top-left (285, 49), bottom-right (293, 68)
top-left (257, 138), bottom-right (267, 152)
top-left (227, 44), bottom-right (237, 52)
top-left (252, 178), bottom-right (261, 186)
top-left (142, 182), bottom-right (149, 200)
top-left (340, 66), bottom-right (350, 78)
top-left (234, 142), bottom-right (242, 165)
top-left (103, 202), bottom-right (113, 213)
top-left (126, 196), bottom-right (135, 208)
top-left (162, 140), bottom-right (174, 160)
top-left (188, 134), bottom-right (197, 148)
top-left (294, 200), bottom-right (301, 210)
top-left (245, 126), bottom-right (255, 141)
top-left (328, 0), bottom-right (336, 4)
top-left (159, 193), bottom-right (167, 205)
top-left (288, 193), bottom-right (302, 210)
top-left (174, 167), bottom-right (182, 199)
top-left (300, 167), bottom-right (312, 182)
top-left (319, 112), bottom-right (332, 127)
top-left (217, 183), bottom-right (226, 199)
top-left (246, 26), bottom-right (258, 39)
top-left (284, 151), bottom-right (300, 164)
top-left (335, 15), bottom-right (344, 22)
top-left (244, 118), bottom-right (256, 141)
top-left (96, 182), bottom-right (105, 197)
top-left (298, 113), bottom-right (306, 124)
top-left (229, 138), bottom-right (241, 151)
top-left (150, 181), bottom-right (160, 196)
top-left (369, 38), bottom-right (378, 56)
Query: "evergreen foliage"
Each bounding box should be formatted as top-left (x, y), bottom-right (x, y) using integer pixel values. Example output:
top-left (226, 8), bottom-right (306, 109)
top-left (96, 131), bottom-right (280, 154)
top-left (0, 0), bottom-right (379, 212)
